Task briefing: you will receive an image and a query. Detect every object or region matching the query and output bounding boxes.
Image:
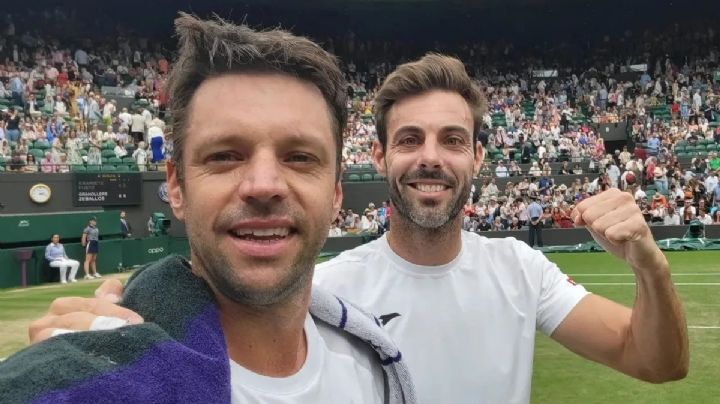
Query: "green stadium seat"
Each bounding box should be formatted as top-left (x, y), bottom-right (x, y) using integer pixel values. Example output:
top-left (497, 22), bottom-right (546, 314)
top-left (373, 173), bottom-right (385, 181)
top-left (28, 149), bottom-right (45, 159)
top-left (103, 141), bottom-right (116, 150)
top-left (101, 157), bottom-right (108, 164)
top-left (80, 149), bottom-right (88, 156)
top-left (122, 156), bottom-right (135, 164)
top-left (70, 164), bottom-right (86, 172)
top-left (108, 157), bottom-right (123, 165)
top-left (34, 140), bottom-right (50, 150)
top-left (674, 145), bottom-right (685, 153)
top-left (86, 164), bottom-right (102, 172)
top-left (361, 173), bottom-right (373, 181)
top-left (115, 164), bottom-right (130, 172)
top-left (101, 149), bottom-right (116, 158)
top-left (102, 165), bottom-right (117, 171)
top-left (347, 174), bottom-right (361, 182)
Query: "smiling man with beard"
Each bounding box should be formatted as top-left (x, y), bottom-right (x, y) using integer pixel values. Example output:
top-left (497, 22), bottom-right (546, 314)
top-left (315, 54), bottom-right (687, 403)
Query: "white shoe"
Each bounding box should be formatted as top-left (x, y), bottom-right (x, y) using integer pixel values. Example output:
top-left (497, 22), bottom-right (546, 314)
top-left (61, 280), bottom-right (67, 284)
top-left (70, 278), bottom-right (77, 283)
top-left (84, 275), bottom-right (94, 280)
top-left (94, 273), bottom-right (102, 278)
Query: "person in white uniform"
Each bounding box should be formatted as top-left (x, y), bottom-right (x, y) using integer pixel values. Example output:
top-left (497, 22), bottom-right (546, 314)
top-left (315, 54), bottom-right (688, 403)
top-left (26, 52), bottom-right (687, 404)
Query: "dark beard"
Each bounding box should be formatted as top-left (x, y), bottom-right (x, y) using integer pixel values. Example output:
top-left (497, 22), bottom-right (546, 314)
top-left (387, 167), bottom-right (469, 230)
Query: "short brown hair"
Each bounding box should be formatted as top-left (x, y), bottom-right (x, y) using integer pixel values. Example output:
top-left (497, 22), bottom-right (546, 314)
top-left (374, 53), bottom-right (486, 149)
top-left (166, 13), bottom-right (347, 180)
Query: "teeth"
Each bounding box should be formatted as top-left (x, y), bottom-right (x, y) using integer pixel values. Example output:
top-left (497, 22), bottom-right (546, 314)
top-left (233, 228), bottom-right (290, 237)
top-left (416, 184), bottom-right (445, 192)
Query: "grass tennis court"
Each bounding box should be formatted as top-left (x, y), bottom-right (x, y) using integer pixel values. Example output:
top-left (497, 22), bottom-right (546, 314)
top-left (0, 251), bottom-right (718, 402)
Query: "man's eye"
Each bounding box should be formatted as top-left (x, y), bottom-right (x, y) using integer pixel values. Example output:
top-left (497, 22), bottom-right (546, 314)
top-left (286, 153), bottom-right (319, 164)
top-left (207, 152), bottom-right (241, 162)
top-left (400, 137), bottom-right (419, 146)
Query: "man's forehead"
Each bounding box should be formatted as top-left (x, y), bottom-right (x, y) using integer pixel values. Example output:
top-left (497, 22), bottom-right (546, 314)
top-left (387, 91), bottom-right (473, 135)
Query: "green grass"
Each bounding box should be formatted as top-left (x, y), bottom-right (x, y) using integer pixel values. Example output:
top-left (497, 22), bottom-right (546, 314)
top-left (0, 252), bottom-right (718, 402)
top-left (532, 251), bottom-right (720, 403)
top-left (0, 273), bottom-right (133, 358)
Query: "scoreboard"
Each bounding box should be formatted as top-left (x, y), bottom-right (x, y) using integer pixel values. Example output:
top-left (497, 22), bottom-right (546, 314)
top-left (73, 173), bottom-right (143, 206)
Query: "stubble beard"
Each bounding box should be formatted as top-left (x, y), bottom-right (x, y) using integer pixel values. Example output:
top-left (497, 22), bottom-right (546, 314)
top-left (387, 167), bottom-right (470, 232)
top-left (187, 206), bottom-right (327, 307)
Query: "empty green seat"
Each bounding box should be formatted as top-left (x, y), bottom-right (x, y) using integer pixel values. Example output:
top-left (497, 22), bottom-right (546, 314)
top-left (347, 174), bottom-right (361, 182)
top-left (70, 164), bottom-right (86, 172)
top-left (101, 149), bottom-right (116, 158)
top-left (28, 149), bottom-right (45, 159)
top-left (102, 165), bottom-right (117, 171)
top-left (361, 173), bottom-right (373, 181)
top-left (34, 140), bottom-right (50, 150)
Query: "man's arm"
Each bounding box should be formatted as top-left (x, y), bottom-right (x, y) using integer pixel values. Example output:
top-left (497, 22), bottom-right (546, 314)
top-left (552, 188), bottom-right (688, 383)
top-left (81, 232), bottom-right (87, 247)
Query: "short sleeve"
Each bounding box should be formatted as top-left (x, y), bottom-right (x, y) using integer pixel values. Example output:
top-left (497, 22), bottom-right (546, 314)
top-left (535, 250), bottom-right (590, 336)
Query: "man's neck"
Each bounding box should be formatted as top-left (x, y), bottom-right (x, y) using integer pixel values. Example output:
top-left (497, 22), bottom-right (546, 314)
top-left (215, 286), bottom-right (311, 378)
top-left (387, 213), bottom-right (463, 266)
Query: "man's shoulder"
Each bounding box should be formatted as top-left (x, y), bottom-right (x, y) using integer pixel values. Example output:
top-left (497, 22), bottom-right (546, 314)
top-left (315, 237), bottom-right (385, 273)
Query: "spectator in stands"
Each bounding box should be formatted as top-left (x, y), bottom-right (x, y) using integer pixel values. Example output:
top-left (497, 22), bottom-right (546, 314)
top-left (130, 109), bottom-right (145, 144)
top-left (65, 129), bottom-right (83, 166)
top-left (495, 160), bottom-right (509, 177)
top-left (110, 138), bottom-right (126, 158)
top-left (45, 234), bottom-right (80, 284)
top-left (680, 199), bottom-right (697, 224)
top-left (86, 127), bottom-right (102, 166)
top-left (0, 140), bottom-right (11, 158)
top-left (148, 121), bottom-right (164, 162)
top-left (40, 151), bottom-right (55, 173)
top-left (22, 153), bottom-right (38, 172)
top-left (5, 108), bottom-right (21, 143)
top-left (328, 221), bottom-right (343, 237)
top-left (697, 209), bottom-right (713, 225)
top-left (132, 141), bottom-right (148, 171)
top-left (663, 205), bottom-right (681, 225)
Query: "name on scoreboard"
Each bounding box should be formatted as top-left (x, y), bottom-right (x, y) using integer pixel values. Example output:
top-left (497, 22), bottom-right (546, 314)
top-left (72, 173), bottom-right (142, 206)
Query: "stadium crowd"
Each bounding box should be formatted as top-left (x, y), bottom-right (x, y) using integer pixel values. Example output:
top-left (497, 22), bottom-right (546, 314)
top-left (1, 11), bottom-right (719, 228)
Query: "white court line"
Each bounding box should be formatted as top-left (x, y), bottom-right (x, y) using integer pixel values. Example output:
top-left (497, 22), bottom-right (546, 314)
top-left (688, 326), bottom-right (720, 329)
top-left (582, 283), bottom-right (720, 286)
top-left (569, 273), bottom-right (720, 277)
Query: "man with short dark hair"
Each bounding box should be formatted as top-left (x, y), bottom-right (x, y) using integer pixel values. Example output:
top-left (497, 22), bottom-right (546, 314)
top-left (0, 14), bottom-right (413, 404)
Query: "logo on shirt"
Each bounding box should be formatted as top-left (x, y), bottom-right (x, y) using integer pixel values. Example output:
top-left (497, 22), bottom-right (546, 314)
top-left (566, 276), bottom-right (577, 286)
top-left (379, 312), bottom-right (401, 326)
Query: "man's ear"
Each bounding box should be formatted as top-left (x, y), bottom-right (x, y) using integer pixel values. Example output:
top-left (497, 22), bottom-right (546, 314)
top-left (474, 142), bottom-right (484, 176)
top-left (371, 139), bottom-right (387, 177)
top-left (166, 160), bottom-right (185, 222)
